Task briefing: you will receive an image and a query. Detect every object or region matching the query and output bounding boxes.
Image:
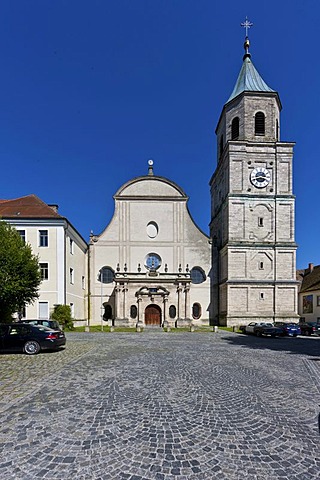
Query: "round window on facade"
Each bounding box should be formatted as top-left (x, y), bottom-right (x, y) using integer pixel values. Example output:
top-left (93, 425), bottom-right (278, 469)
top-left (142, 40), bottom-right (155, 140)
top-left (169, 305), bottom-right (176, 319)
top-left (145, 253), bottom-right (162, 270)
top-left (99, 267), bottom-right (115, 284)
top-left (192, 303), bottom-right (202, 320)
top-left (190, 267), bottom-right (206, 284)
top-left (130, 305), bottom-right (138, 319)
top-left (146, 221), bottom-right (159, 239)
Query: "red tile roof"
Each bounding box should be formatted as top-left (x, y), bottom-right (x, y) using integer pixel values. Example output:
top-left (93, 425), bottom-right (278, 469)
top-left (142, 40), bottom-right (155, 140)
top-left (0, 195), bottom-right (62, 219)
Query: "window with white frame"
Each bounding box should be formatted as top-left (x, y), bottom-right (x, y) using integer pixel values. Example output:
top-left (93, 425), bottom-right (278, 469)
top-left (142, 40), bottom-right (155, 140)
top-left (39, 302), bottom-right (49, 319)
top-left (82, 276), bottom-right (85, 290)
top-left (40, 263), bottom-right (49, 280)
top-left (17, 230), bottom-right (26, 243)
top-left (70, 303), bottom-right (74, 317)
top-left (70, 268), bottom-right (74, 284)
top-left (39, 230), bottom-right (48, 247)
top-left (70, 238), bottom-right (74, 254)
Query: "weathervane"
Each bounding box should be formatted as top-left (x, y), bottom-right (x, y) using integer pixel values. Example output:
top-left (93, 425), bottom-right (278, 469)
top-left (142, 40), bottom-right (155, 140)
top-left (241, 16), bottom-right (253, 37)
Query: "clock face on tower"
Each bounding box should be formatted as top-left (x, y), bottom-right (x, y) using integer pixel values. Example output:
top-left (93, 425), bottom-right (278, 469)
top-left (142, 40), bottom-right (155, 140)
top-left (250, 167), bottom-right (271, 188)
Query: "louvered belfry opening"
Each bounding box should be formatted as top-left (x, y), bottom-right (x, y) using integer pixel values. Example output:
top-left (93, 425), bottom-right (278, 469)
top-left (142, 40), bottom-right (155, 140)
top-left (255, 111), bottom-right (265, 135)
top-left (231, 117), bottom-right (239, 140)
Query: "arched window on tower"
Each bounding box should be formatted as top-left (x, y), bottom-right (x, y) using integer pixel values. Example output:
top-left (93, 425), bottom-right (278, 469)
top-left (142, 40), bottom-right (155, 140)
top-left (255, 112), bottom-right (265, 136)
top-left (231, 117), bottom-right (239, 140)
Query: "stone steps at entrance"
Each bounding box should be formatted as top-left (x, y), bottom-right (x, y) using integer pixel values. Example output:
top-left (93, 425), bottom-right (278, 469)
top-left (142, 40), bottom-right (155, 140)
top-left (144, 325), bottom-right (163, 332)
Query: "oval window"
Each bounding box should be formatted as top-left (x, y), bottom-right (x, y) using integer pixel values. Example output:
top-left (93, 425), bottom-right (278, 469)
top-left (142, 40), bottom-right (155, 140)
top-left (192, 303), bottom-right (202, 320)
top-left (103, 304), bottom-right (112, 320)
top-left (130, 305), bottom-right (137, 319)
top-left (100, 267), bottom-right (115, 284)
top-left (146, 221), bottom-right (159, 238)
top-left (169, 305), bottom-right (176, 319)
top-left (190, 267), bottom-right (206, 284)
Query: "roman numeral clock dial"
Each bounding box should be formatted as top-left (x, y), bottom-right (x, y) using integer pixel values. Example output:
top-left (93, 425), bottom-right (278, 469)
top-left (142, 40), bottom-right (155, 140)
top-left (250, 167), bottom-right (271, 188)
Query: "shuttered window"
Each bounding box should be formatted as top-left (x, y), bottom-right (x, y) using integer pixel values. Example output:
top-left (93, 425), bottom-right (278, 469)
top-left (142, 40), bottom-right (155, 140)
top-left (255, 112), bottom-right (265, 135)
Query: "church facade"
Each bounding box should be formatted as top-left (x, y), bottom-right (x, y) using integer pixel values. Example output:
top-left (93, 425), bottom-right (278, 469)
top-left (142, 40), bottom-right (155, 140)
top-left (89, 162), bottom-right (211, 327)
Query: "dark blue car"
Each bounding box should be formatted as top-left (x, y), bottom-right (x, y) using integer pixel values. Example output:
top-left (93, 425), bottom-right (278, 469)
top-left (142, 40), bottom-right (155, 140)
top-left (274, 322), bottom-right (301, 337)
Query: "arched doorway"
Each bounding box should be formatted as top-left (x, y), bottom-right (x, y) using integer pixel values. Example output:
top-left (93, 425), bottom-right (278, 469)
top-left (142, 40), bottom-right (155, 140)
top-left (145, 304), bottom-right (162, 326)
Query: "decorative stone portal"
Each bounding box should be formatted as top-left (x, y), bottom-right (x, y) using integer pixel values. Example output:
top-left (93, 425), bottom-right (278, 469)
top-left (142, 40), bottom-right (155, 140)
top-left (145, 304), bottom-right (162, 326)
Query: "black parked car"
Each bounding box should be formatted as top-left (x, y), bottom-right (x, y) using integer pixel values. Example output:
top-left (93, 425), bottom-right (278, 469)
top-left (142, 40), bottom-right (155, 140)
top-left (0, 323), bottom-right (66, 355)
top-left (300, 322), bottom-right (320, 336)
top-left (17, 319), bottom-right (63, 332)
top-left (239, 322), bottom-right (282, 337)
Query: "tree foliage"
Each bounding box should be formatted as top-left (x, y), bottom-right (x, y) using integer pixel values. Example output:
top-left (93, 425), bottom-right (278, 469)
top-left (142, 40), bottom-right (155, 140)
top-left (0, 221), bottom-right (41, 322)
top-left (51, 304), bottom-right (74, 330)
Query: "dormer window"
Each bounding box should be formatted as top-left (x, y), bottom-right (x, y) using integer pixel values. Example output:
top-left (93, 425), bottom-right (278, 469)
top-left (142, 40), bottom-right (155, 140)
top-left (255, 112), bottom-right (265, 136)
top-left (231, 117), bottom-right (239, 140)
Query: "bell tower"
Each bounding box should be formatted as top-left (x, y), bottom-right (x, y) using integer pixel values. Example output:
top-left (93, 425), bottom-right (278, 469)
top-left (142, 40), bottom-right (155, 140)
top-left (210, 27), bottom-right (299, 326)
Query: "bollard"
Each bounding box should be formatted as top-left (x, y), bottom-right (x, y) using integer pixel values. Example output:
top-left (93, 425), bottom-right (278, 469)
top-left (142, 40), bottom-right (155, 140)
top-left (214, 326), bottom-right (218, 333)
top-left (110, 326), bottom-right (114, 332)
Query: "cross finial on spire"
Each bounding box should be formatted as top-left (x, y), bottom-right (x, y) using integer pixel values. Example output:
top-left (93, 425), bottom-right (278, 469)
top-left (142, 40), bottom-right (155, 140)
top-left (241, 16), bottom-right (253, 37)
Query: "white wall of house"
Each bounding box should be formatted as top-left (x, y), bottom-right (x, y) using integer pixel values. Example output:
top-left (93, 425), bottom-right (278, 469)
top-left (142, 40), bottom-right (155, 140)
top-left (299, 291), bottom-right (320, 323)
top-left (9, 218), bottom-right (88, 322)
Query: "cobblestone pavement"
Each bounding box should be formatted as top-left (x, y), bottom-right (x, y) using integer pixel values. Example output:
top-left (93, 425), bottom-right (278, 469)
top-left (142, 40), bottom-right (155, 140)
top-left (0, 331), bottom-right (319, 480)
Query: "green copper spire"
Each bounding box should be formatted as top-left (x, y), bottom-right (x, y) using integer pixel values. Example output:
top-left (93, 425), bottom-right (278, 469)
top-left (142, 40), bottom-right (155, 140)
top-left (227, 23), bottom-right (275, 103)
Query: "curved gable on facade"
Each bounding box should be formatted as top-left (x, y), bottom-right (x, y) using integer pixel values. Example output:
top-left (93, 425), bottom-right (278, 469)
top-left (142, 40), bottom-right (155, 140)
top-left (114, 176), bottom-right (187, 199)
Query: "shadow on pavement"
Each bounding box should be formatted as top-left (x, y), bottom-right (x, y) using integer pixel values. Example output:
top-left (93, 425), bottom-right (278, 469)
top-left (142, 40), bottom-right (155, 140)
top-left (221, 332), bottom-right (320, 358)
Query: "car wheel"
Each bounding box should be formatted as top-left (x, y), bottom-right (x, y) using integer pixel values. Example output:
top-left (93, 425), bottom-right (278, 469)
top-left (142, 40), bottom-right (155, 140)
top-left (24, 340), bottom-right (40, 355)
top-left (293, 334), bottom-right (297, 337)
top-left (256, 331), bottom-right (261, 337)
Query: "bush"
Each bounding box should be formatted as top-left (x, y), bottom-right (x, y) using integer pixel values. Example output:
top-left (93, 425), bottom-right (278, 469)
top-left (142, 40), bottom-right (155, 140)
top-left (51, 305), bottom-right (74, 330)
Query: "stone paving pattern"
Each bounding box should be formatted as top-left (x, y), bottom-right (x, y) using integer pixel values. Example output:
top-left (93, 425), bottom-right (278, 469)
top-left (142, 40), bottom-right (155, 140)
top-left (0, 331), bottom-right (319, 479)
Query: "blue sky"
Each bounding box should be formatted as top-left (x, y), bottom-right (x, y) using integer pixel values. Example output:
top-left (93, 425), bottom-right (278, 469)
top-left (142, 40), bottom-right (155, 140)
top-left (0, 0), bottom-right (318, 269)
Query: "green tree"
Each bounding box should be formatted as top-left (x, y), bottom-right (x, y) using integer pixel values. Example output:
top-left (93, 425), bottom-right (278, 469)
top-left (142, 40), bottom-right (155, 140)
top-left (51, 304), bottom-right (74, 330)
top-left (0, 221), bottom-right (41, 322)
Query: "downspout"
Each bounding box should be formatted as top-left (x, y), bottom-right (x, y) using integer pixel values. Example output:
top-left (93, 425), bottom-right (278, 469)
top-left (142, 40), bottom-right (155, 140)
top-left (273, 145), bottom-right (278, 323)
top-left (87, 241), bottom-right (91, 328)
top-left (64, 224), bottom-right (67, 305)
